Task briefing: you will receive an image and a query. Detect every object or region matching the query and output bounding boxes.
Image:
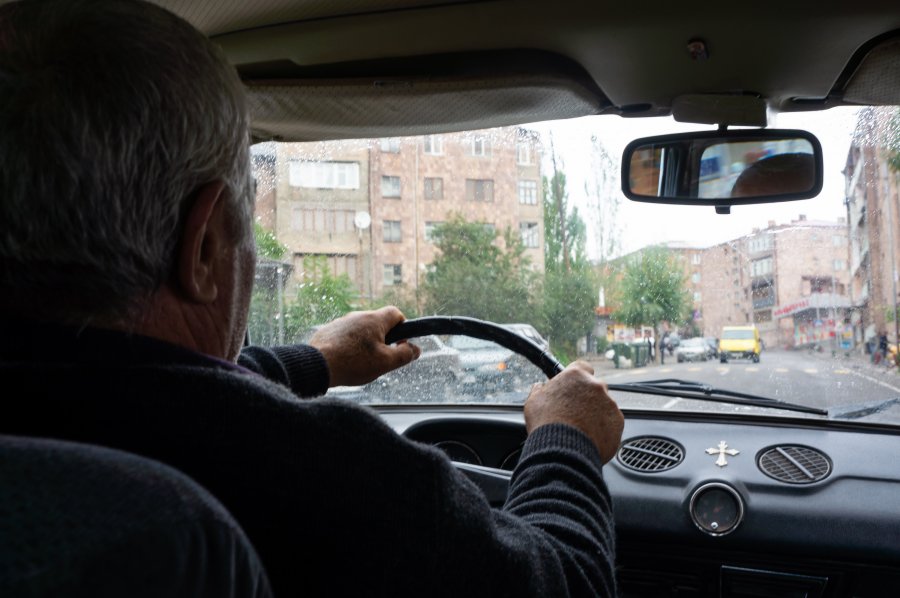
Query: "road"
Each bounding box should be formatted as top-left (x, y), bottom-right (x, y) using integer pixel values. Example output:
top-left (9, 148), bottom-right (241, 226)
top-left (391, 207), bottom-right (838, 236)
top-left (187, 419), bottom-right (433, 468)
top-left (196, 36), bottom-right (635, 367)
top-left (598, 349), bottom-right (900, 424)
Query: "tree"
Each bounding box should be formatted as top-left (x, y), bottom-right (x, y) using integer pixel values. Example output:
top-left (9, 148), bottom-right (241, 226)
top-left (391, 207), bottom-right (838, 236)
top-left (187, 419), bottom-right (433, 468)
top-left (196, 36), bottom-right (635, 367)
top-left (283, 256), bottom-right (356, 341)
top-left (541, 148), bottom-right (597, 359)
top-left (248, 222), bottom-right (290, 345)
top-left (423, 214), bottom-right (537, 322)
top-left (253, 221), bottom-right (287, 260)
top-left (584, 134), bottom-right (621, 264)
top-left (610, 246), bottom-right (690, 339)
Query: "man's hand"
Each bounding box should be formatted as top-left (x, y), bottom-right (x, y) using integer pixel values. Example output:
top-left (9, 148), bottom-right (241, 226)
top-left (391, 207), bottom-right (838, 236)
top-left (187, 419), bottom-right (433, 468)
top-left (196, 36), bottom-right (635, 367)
top-left (309, 306), bottom-right (421, 388)
top-left (524, 361), bottom-right (624, 463)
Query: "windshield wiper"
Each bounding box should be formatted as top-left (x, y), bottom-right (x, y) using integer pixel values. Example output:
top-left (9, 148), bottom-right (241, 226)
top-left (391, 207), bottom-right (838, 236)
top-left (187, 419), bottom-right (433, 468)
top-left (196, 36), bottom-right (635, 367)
top-left (607, 378), bottom-right (828, 416)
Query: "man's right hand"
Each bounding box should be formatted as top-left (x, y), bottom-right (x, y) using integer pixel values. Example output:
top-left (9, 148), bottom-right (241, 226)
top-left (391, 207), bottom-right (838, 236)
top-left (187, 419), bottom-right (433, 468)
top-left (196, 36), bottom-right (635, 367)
top-left (523, 361), bottom-right (624, 463)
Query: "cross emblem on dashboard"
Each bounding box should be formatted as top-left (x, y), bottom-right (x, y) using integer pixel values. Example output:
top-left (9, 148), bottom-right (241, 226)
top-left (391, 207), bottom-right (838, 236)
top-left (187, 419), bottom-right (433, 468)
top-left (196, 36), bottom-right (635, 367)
top-left (706, 441), bottom-right (740, 467)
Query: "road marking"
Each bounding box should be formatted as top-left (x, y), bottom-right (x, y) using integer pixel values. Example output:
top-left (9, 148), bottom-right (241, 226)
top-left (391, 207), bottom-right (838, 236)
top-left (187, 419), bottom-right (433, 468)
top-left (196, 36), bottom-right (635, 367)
top-left (717, 367), bottom-right (729, 375)
top-left (746, 367), bottom-right (759, 373)
top-left (803, 368), bottom-right (818, 374)
top-left (775, 368), bottom-right (789, 373)
top-left (663, 398), bottom-right (681, 409)
top-left (688, 367), bottom-right (702, 372)
top-left (834, 369), bottom-right (850, 375)
top-left (845, 369), bottom-right (900, 394)
top-left (660, 368), bottom-right (673, 373)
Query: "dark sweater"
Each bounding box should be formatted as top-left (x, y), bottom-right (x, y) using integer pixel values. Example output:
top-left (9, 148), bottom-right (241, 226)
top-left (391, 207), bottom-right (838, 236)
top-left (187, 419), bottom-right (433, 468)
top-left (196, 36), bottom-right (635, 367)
top-left (0, 321), bottom-right (617, 597)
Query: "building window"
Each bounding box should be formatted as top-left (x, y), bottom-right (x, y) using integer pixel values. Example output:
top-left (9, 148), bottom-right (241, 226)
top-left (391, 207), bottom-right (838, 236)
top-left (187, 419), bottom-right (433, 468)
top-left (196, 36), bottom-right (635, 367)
top-left (832, 235), bottom-right (844, 247)
top-left (519, 222), bottom-right (539, 248)
top-left (691, 272), bottom-right (701, 284)
top-left (834, 259), bottom-right (845, 271)
top-left (383, 264), bottom-right (402, 286)
top-left (749, 235), bottom-right (772, 253)
top-left (289, 161), bottom-right (360, 189)
top-left (424, 177), bottom-right (443, 200)
top-left (751, 257), bottom-right (773, 276)
top-left (691, 253), bottom-right (701, 265)
top-left (383, 220), bottom-right (402, 243)
top-left (379, 138), bottom-right (400, 153)
top-left (518, 180), bottom-right (538, 205)
top-left (294, 254), bottom-right (358, 283)
top-left (516, 142), bottom-right (532, 165)
top-left (381, 175), bottom-right (401, 198)
top-left (471, 136), bottom-right (491, 157)
top-left (466, 179), bottom-right (494, 202)
top-left (424, 221), bottom-right (443, 243)
top-left (693, 291), bottom-right (702, 302)
top-left (423, 135), bottom-right (443, 155)
top-left (290, 208), bottom-right (356, 233)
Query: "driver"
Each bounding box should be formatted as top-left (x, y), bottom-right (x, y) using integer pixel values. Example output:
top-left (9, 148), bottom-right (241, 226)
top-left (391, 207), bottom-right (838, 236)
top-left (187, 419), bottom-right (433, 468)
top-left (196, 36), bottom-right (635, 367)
top-left (0, 1), bottom-right (624, 596)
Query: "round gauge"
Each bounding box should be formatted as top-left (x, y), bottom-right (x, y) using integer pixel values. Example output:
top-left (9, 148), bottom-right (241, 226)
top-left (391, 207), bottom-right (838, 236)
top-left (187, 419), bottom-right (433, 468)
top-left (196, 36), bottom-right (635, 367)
top-left (689, 482), bottom-right (744, 536)
top-left (434, 441), bottom-right (481, 465)
top-left (500, 448), bottom-right (522, 471)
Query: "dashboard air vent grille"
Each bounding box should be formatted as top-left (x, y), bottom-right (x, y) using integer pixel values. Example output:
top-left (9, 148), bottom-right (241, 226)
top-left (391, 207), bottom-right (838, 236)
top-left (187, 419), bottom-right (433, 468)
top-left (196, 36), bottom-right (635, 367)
top-left (758, 445), bottom-right (831, 484)
top-left (617, 436), bottom-right (684, 473)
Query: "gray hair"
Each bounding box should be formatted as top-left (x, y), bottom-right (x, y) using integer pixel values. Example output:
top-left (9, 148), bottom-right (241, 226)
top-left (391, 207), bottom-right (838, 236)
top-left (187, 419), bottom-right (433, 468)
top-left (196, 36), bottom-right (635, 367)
top-left (0, 0), bottom-right (252, 324)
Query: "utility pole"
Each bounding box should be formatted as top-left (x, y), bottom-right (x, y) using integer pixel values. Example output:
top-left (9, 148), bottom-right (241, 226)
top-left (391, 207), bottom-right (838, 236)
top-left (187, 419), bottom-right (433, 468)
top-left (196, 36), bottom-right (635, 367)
top-left (888, 168), bottom-right (900, 346)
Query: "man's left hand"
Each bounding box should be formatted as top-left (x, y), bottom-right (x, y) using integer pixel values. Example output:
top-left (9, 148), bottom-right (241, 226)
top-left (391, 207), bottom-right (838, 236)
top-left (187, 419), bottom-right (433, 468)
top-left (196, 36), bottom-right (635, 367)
top-left (309, 307), bottom-right (421, 387)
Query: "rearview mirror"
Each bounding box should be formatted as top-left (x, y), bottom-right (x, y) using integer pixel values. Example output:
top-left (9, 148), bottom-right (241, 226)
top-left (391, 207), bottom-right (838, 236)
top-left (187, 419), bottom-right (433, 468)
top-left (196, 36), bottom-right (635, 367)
top-left (622, 129), bottom-right (823, 213)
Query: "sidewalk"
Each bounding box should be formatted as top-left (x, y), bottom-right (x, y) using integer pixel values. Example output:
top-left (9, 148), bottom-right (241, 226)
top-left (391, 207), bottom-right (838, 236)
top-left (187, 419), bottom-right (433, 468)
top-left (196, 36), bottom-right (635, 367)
top-left (803, 345), bottom-right (899, 381)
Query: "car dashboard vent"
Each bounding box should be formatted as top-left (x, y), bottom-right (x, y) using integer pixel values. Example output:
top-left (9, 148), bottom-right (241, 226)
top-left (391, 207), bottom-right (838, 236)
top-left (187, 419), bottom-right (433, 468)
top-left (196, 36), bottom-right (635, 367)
top-left (758, 445), bottom-right (831, 484)
top-left (617, 436), bottom-right (684, 473)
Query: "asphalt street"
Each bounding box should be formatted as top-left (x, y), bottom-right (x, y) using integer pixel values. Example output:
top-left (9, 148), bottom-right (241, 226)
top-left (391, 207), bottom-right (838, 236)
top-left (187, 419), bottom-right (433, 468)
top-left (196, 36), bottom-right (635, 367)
top-left (598, 349), bottom-right (900, 424)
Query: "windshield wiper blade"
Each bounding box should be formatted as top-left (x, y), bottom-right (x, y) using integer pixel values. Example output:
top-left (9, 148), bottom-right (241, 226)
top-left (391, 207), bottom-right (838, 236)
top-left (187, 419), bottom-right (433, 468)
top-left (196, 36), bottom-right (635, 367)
top-left (607, 378), bottom-right (828, 416)
top-left (828, 397), bottom-right (900, 420)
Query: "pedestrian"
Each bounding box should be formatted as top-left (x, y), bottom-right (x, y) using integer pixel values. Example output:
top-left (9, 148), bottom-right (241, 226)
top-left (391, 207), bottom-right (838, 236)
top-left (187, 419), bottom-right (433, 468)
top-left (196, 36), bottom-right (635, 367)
top-left (878, 331), bottom-right (890, 365)
top-left (660, 331), bottom-right (669, 365)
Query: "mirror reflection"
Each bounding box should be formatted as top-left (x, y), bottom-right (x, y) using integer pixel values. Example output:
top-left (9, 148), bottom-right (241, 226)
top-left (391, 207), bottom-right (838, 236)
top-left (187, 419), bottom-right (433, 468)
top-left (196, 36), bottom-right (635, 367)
top-left (624, 131), bottom-right (820, 204)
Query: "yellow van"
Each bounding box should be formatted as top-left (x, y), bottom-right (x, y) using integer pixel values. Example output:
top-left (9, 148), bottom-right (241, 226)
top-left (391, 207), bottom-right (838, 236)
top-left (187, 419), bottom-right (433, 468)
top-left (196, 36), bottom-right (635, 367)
top-left (719, 326), bottom-right (761, 363)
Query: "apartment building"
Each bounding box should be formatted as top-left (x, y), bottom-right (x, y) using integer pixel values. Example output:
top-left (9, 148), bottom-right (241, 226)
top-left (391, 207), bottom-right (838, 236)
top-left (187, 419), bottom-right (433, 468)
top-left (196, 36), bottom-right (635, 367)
top-left (252, 127), bottom-right (544, 301)
top-left (699, 217), bottom-right (850, 349)
top-left (844, 107), bottom-right (900, 349)
top-left (603, 217), bottom-right (851, 349)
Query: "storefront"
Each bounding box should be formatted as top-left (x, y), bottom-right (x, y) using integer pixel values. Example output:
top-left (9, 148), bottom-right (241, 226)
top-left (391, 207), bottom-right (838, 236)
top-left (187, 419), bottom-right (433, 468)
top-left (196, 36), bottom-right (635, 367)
top-left (773, 293), bottom-right (852, 349)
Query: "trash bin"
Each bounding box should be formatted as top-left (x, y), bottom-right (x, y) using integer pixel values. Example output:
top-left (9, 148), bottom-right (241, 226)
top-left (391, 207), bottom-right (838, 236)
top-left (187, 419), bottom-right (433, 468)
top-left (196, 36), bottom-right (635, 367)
top-left (631, 342), bottom-right (650, 367)
top-left (610, 342), bottom-right (632, 368)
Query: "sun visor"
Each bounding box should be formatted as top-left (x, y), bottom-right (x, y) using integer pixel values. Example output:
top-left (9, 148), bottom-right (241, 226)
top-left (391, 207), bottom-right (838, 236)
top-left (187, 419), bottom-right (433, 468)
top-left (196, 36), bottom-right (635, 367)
top-left (246, 74), bottom-right (606, 142)
top-left (843, 37), bottom-right (900, 105)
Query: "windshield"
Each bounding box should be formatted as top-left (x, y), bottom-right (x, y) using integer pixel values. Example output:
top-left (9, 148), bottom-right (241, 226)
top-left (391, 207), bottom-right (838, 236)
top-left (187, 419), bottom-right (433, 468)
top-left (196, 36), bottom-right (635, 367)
top-left (248, 106), bottom-right (900, 427)
top-left (722, 330), bottom-right (755, 340)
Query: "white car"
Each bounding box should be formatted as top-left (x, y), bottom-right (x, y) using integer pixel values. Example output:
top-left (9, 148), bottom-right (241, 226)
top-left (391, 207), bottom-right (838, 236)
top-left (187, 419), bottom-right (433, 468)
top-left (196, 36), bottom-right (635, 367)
top-left (674, 338), bottom-right (710, 363)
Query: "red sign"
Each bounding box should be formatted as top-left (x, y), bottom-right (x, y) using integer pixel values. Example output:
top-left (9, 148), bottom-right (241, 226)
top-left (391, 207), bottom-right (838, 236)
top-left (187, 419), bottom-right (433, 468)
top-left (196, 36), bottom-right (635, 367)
top-left (773, 298), bottom-right (810, 318)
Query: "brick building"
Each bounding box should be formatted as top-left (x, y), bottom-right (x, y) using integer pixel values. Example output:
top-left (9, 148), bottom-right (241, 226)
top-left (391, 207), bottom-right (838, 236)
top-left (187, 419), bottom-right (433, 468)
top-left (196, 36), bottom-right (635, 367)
top-left (699, 217), bottom-right (851, 349)
top-left (252, 127), bottom-right (544, 302)
top-left (603, 217), bottom-right (851, 350)
top-left (844, 107), bottom-right (900, 350)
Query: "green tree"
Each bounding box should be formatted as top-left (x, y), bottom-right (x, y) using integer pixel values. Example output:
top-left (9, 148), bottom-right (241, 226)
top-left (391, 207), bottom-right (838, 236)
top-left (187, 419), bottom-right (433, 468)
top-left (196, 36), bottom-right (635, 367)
top-left (283, 256), bottom-right (356, 341)
top-left (253, 221), bottom-right (287, 260)
top-left (610, 246), bottom-right (690, 347)
top-left (423, 214), bottom-right (537, 322)
top-left (541, 164), bottom-right (596, 359)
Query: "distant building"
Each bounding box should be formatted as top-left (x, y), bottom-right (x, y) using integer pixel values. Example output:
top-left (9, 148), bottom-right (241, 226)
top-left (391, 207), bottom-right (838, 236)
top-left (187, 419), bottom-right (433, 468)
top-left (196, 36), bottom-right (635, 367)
top-left (601, 216), bottom-right (851, 349)
top-left (699, 217), bottom-right (850, 350)
top-left (844, 107), bottom-right (900, 349)
top-left (251, 127), bottom-right (544, 302)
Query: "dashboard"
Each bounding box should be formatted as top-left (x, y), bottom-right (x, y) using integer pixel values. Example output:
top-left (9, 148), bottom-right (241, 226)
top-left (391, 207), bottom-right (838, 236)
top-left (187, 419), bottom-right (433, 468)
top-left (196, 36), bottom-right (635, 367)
top-left (376, 404), bottom-right (900, 597)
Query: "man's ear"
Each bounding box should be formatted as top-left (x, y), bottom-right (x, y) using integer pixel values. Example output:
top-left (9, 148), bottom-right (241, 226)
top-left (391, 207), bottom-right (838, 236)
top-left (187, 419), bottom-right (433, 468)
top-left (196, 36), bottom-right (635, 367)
top-left (176, 181), bottom-right (229, 304)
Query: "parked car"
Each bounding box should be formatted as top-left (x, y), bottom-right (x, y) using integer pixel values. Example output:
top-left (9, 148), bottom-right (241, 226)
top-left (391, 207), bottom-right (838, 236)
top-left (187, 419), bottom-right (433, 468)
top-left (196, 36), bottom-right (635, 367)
top-left (674, 337), bottom-right (709, 363)
top-left (445, 325), bottom-right (547, 396)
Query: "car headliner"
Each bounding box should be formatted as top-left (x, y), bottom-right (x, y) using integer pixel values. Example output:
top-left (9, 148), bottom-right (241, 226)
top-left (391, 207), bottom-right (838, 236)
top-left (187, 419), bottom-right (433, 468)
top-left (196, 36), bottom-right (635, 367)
top-left (127, 0), bottom-right (900, 140)
top-left (5, 1), bottom-right (897, 138)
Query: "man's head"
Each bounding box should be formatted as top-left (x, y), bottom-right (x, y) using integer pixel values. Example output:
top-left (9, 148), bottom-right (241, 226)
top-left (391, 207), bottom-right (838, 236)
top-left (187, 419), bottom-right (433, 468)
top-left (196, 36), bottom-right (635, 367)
top-left (730, 153), bottom-right (815, 198)
top-left (0, 0), bottom-right (255, 357)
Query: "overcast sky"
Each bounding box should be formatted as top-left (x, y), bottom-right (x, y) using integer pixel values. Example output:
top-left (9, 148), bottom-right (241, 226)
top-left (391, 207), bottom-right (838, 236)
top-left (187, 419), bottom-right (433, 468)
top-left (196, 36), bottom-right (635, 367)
top-left (528, 106), bottom-right (861, 258)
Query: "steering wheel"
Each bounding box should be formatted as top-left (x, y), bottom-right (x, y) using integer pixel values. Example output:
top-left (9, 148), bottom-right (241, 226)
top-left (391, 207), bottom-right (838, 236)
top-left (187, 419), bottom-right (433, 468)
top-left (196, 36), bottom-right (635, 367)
top-left (386, 316), bottom-right (564, 379)
top-left (386, 316), bottom-right (564, 505)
